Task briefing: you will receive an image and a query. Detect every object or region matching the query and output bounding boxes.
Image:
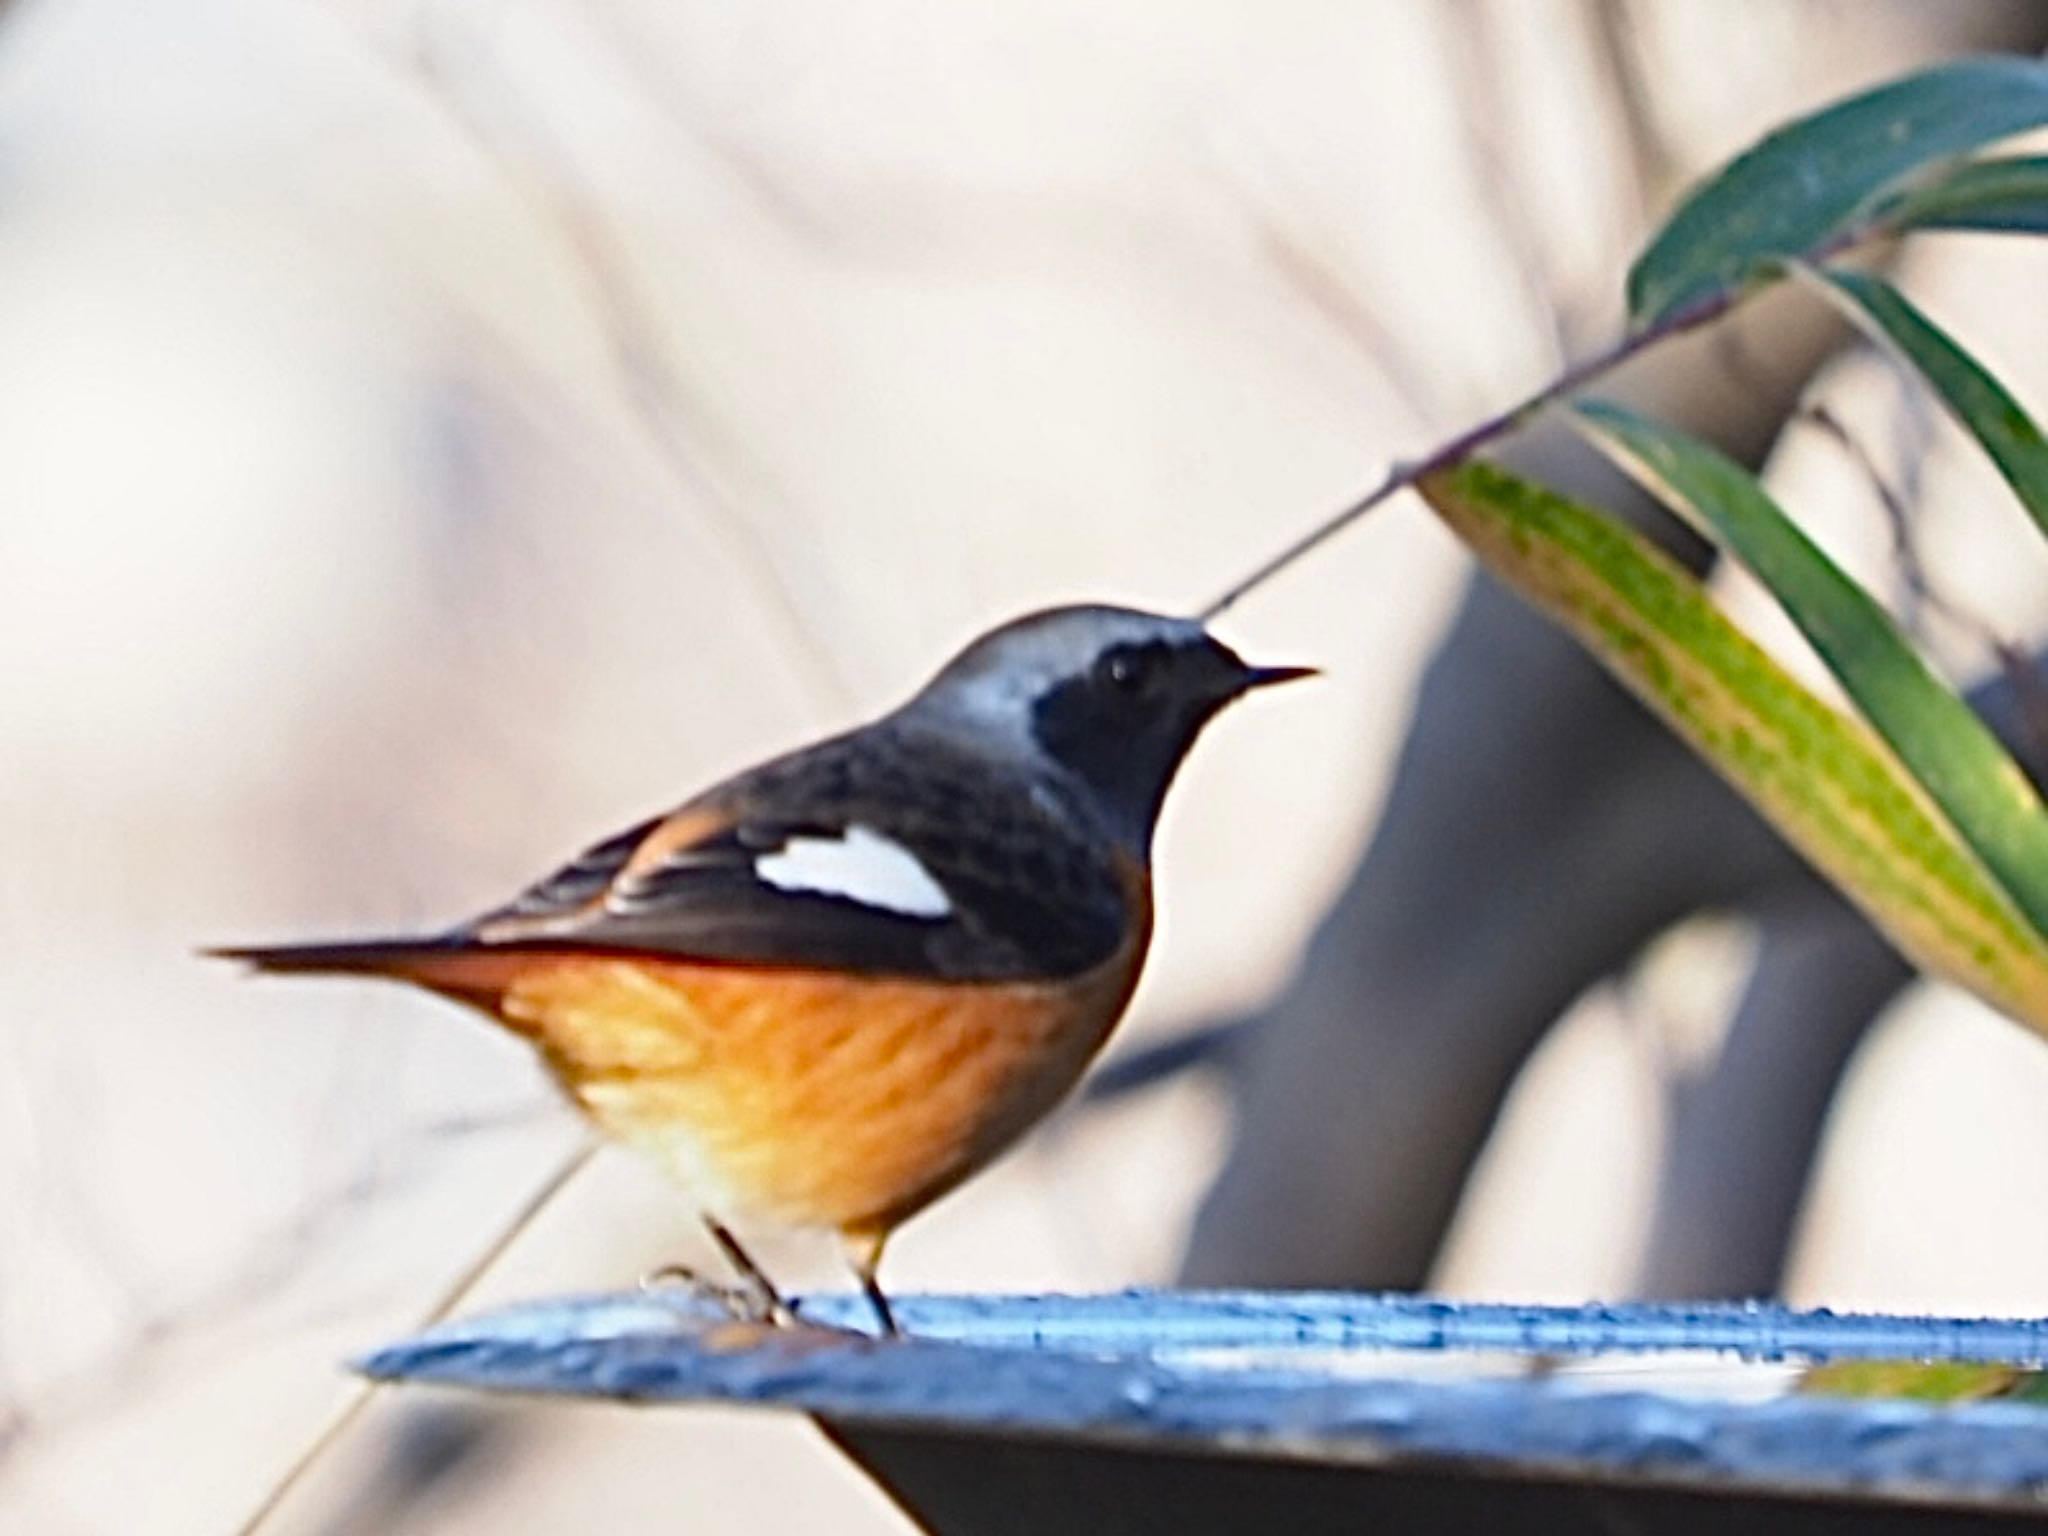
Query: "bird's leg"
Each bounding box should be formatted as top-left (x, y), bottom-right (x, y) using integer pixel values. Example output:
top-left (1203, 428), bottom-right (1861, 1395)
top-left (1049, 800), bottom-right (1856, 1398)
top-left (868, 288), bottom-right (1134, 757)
top-left (842, 1228), bottom-right (899, 1338)
top-left (703, 1216), bottom-right (797, 1326)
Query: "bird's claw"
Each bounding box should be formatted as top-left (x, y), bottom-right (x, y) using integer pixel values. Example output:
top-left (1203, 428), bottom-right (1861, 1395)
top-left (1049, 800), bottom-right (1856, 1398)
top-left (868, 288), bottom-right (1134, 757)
top-left (639, 1262), bottom-right (798, 1327)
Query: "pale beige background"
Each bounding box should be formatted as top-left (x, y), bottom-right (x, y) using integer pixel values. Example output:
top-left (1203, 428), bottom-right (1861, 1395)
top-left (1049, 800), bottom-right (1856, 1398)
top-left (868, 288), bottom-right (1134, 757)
top-left (3, 2), bottom-right (2048, 1531)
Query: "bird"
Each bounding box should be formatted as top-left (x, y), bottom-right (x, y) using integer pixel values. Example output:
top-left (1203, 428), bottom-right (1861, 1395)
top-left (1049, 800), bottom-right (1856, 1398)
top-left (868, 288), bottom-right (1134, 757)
top-left (215, 604), bottom-right (1311, 1334)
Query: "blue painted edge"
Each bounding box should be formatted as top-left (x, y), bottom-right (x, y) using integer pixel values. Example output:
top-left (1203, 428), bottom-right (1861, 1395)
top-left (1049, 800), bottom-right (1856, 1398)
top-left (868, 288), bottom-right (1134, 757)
top-left (360, 1290), bottom-right (2048, 1505)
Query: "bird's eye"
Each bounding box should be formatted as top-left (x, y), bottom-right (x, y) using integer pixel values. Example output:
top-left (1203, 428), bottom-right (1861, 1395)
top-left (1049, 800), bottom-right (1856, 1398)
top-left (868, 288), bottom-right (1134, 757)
top-left (1102, 649), bottom-right (1151, 694)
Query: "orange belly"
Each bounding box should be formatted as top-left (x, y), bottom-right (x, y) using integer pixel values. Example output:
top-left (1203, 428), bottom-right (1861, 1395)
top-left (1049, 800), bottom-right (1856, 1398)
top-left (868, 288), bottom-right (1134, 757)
top-left (486, 946), bottom-right (1144, 1233)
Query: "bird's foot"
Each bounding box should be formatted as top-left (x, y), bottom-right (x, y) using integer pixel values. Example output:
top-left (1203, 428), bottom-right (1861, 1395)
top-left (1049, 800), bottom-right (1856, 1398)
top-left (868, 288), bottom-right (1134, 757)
top-left (639, 1262), bottom-right (798, 1327)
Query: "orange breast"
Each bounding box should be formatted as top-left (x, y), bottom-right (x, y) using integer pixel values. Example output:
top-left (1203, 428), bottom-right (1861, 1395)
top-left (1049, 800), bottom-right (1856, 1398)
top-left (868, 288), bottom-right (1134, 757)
top-left (485, 930), bottom-right (1147, 1234)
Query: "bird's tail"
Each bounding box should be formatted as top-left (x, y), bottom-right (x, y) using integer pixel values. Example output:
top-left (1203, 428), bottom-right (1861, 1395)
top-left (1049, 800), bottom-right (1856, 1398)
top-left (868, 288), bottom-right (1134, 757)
top-left (206, 936), bottom-right (530, 1001)
top-left (206, 936), bottom-right (458, 974)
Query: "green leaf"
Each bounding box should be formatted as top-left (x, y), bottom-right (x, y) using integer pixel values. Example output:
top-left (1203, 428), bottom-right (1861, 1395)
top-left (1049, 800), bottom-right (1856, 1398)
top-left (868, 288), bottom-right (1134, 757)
top-left (1876, 155), bottom-right (2048, 236)
top-left (1416, 460), bottom-right (2048, 1034)
top-left (2007, 1370), bottom-right (2048, 1405)
top-left (1627, 56), bottom-right (2048, 327)
top-left (1572, 400), bottom-right (2048, 945)
top-left (1799, 266), bottom-right (2048, 542)
top-left (1801, 1360), bottom-right (2021, 1403)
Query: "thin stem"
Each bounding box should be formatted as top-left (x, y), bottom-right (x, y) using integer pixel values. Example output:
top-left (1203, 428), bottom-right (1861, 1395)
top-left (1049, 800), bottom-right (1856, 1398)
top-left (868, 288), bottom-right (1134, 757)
top-left (233, 1137), bottom-right (598, 1536)
top-left (1196, 305), bottom-right (1691, 620)
top-left (1196, 208), bottom-right (1899, 621)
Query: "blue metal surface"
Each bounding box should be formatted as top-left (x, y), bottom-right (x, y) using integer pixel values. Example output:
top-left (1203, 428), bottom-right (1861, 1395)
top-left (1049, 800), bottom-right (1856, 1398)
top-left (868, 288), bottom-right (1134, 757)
top-left (368, 1288), bottom-right (2048, 1363)
top-left (360, 1290), bottom-right (2048, 1508)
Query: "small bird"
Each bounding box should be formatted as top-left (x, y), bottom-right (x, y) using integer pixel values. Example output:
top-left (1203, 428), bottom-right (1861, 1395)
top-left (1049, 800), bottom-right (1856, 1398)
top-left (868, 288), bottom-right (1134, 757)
top-left (216, 604), bottom-right (1309, 1333)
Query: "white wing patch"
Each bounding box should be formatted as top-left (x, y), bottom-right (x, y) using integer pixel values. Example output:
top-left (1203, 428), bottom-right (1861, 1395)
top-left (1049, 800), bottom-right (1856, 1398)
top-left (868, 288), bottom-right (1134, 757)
top-left (754, 824), bottom-right (952, 919)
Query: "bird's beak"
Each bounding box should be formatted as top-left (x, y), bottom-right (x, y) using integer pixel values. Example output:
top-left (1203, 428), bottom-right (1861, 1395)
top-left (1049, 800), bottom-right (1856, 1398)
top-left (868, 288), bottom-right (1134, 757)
top-left (1239, 663), bottom-right (1319, 691)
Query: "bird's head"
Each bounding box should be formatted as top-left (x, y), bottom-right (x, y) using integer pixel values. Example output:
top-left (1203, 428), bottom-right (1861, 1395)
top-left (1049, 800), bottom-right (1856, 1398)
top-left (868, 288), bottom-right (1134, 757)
top-left (900, 604), bottom-right (1313, 851)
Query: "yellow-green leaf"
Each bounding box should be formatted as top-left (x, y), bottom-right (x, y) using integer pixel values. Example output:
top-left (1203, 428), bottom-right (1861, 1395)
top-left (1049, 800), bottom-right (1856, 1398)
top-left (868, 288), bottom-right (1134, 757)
top-left (1416, 460), bottom-right (2048, 1036)
top-left (1573, 401), bottom-right (2048, 944)
top-left (1800, 1360), bottom-right (2022, 1403)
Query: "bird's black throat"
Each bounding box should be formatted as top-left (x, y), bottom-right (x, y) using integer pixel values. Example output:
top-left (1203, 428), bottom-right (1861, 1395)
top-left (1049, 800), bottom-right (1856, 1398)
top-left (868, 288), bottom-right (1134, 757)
top-left (1029, 639), bottom-right (1244, 851)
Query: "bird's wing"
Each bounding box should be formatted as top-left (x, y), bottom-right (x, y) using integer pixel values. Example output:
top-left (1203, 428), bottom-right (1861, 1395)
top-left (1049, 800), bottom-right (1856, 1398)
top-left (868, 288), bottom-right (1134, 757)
top-left (469, 733), bottom-right (1134, 982)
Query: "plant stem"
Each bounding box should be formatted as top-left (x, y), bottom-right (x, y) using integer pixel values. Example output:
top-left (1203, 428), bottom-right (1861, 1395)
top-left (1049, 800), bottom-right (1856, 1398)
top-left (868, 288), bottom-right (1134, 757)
top-left (1197, 279), bottom-right (1773, 620)
top-left (233, 1137), bottom-right (599, 1536)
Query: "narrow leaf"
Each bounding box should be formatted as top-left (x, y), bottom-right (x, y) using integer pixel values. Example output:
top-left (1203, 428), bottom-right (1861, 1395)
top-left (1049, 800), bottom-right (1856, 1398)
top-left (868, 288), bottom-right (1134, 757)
top-left (1799, 265), bottom-right (2048, 542)
top-left (1801, 1361), bottom-right (2022, 1403)
top-left (1628, 56), bottom-right (2048, 327)
top-left (1416, 460), bottom-right (2048, 1034)
top-left (2010, 1371), bottom-right (2048, 1405)
top-left (1876, 155), bottom-right (2048, 236)
top-left (1573, 400), bottom-right (2048, 943)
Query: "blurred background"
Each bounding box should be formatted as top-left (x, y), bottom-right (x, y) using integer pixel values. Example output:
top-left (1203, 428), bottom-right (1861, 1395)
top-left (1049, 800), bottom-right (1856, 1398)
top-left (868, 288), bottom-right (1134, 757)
top-left (5, 1), bottom-right (2048, 1531)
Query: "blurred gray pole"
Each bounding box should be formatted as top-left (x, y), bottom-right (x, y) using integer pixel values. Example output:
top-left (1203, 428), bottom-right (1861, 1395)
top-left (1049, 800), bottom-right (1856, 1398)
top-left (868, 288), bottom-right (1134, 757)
top-left (1636, 906), bottom-right (1910, 1299)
